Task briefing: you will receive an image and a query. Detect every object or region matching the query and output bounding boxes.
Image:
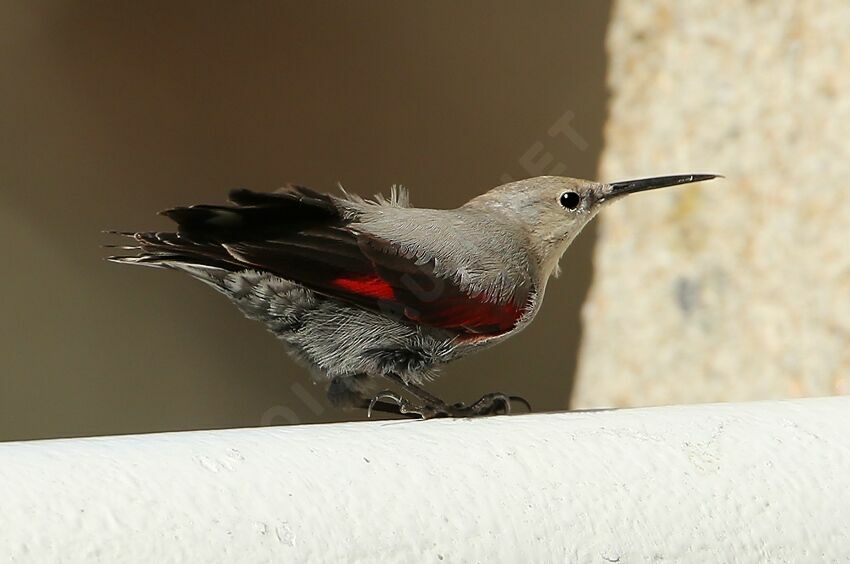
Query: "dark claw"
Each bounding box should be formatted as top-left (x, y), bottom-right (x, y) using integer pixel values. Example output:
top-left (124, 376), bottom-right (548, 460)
top-left (466, 392), bottom-right (511, 415)
top-left (455, 392), bottom-right (532, 416)
top-left (367, 390), bottom-right (406, 418)
top-left (508, 395), bottom-right (532, 413)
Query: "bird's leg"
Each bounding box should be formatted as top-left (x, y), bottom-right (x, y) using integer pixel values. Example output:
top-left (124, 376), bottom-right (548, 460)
top-left (382, 374), bottom-right (449, 408)
top-left (377, 374), bottom-right (532, 418)
top-left (328, 375), bottom-right (419, 419)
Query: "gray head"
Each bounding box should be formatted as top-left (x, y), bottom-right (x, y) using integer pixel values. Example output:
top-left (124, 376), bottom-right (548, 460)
top-left (465, 173), bottom-right (720, 279)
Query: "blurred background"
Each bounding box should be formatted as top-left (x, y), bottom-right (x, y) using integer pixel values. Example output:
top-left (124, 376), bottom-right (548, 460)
top-left (0, 1), bottom-right (609, 440)
top-left (2, 2), bottom-right (848, 441)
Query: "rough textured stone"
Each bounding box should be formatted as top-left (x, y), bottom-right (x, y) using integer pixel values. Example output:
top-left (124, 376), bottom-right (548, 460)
top-left (574, 1), bottom-right (850, 408)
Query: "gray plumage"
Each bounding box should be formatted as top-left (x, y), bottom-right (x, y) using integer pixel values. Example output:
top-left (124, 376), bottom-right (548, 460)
top-left (109, 173), bottom-right (718, 417)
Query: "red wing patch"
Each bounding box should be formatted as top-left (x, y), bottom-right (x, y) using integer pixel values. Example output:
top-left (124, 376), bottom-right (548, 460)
top-left (331, 275), bottom-right (397, 301)
top-left (417, 299), bottom-right (526, 334)
top-left (331, 274), bottom-right (526, 335)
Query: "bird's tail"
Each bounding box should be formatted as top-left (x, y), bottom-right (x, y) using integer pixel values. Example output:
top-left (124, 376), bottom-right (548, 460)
top-left (104, 229), bottom-right (240, 271)
top-left (105, 184), bottom-right (341, 271)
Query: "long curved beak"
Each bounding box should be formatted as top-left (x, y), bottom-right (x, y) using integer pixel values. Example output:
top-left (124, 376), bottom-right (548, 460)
top-left (601, 173), bottom-right (721, 203)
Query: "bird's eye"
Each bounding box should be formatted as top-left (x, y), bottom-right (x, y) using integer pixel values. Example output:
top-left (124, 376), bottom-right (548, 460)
top-left (559, 191), bottom-right (581, 210)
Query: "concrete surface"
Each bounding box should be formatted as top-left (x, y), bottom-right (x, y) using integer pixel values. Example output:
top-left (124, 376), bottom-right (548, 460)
top-left (1, 397), bottom-right (848, 562)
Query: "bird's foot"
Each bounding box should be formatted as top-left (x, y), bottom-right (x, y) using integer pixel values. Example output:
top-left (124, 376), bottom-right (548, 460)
top-left (367, 390), bottom-right (531, 419)
top-left (367, 390), bottom-right (450, 419)
top-left (451, 392), bottom-right (533, 417)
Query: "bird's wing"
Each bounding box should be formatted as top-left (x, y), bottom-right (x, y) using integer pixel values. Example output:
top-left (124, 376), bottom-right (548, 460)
top-left (113, 186), bottom-right (531, 336)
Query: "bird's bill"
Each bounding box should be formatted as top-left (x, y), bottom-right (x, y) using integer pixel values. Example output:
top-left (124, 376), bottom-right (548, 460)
top-left (602, 173), bottom-right (721, 202)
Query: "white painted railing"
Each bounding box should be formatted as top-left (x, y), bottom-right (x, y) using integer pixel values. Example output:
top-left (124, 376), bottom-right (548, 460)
top-left (1, 397), bottom-right (848, 562)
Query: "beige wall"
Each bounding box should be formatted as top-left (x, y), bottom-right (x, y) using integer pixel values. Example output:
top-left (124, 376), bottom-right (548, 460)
top-left (575, 1), bottom-right (850, 408)
top-left (0, 2), bottom-right (611, 440)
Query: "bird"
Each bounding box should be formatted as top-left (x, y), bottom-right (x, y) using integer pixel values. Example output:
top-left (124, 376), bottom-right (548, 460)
top-left (108, 173), bottom-right (719, 418)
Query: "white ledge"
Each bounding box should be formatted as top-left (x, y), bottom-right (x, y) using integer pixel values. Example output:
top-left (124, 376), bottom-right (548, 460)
top-left (1, 397), bottom-right (849, 562)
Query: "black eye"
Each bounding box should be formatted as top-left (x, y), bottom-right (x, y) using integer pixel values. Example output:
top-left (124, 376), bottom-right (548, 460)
top-left (559, 191), bottom-right (581, 210)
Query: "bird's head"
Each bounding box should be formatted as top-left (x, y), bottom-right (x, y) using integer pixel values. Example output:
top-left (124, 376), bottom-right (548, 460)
top-left (465, 173), bottom-right (720, 280)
